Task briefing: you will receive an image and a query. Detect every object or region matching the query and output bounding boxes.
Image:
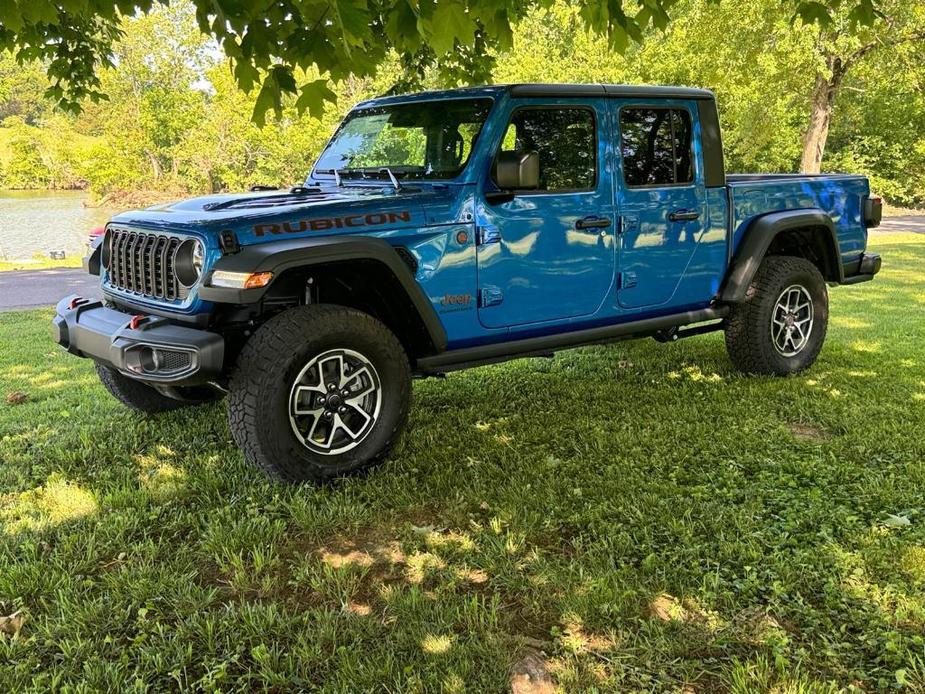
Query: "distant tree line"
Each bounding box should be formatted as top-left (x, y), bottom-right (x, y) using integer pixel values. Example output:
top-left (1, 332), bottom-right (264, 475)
top-left (0, 0), bottom-right (922, 206)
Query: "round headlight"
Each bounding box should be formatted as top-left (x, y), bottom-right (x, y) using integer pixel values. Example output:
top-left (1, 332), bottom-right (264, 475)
top-left (192, 240), bottom-right (204, 275)
top-left (101, 229), bottom-right (112, 269)
top-left (175, 239), bottom-right (205, 288)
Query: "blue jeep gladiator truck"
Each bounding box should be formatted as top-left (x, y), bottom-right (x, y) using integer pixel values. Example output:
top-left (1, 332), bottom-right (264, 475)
top-left (53, 84), bottom-right (883, 483)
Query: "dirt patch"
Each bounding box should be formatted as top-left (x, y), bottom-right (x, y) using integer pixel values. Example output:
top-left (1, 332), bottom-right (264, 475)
top-left (5, 391), bottom-right (28, 405)
top-left (510, 647), bottom-right (555, 694)
top-left (648, 594), bottom-right (723, 634)
top-left (0, 610), bottom-right (26, 637)
top-left (788, 422), bottom-right (828, 442)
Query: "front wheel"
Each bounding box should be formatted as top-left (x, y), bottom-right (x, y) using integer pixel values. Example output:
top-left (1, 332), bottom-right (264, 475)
top-left (228, 305), bottom-right (411, 484)
top-left (724, 255), bottom-right (829, 375)
top-left (96, 363), bottom-right (222, 413)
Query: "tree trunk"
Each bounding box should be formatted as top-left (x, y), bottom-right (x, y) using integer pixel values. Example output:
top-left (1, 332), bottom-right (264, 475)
top-left (145, 149), bottom-right (162, 180)
top-left (800, 56), bottom-right (844, 174)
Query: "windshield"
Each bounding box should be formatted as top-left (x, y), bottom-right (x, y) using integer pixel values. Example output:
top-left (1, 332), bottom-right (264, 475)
top-left (314, 98), bottom-right (493, 181)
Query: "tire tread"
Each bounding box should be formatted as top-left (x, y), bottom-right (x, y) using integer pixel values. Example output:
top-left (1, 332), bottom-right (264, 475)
top-left (228, 305), bottom-right (411, 483)
top-left (724, 255), bottom-right (828, 375)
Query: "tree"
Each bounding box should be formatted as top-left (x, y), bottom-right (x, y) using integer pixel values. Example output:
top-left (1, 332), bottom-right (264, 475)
top-left (0, 116), bottom-right (49, 188)
top-left (796, 0), bottom-right (925, 173)
top-left (0, 0), bottom-right (890, 125)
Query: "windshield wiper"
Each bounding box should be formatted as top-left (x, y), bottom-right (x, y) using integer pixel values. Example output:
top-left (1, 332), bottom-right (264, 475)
top-left (382, 167), bottom-right (401, 192)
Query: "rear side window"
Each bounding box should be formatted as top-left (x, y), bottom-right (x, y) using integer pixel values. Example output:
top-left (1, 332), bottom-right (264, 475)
top-left (495, 107), bottom-right (596, 191)
top-left (620, 108), bottom-right (694, 187)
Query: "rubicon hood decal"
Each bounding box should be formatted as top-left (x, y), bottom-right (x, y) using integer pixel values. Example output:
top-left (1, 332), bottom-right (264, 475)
top-left (255, 210), bottom-right (412, 236)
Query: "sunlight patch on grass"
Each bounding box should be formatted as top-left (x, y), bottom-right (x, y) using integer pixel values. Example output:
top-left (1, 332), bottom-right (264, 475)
top-left (558, 614), bottom-right (615, 654)
top-left (1, 475), bottom-right (97, 535)
top-left (649, 594), bottom-right (725, 634)
top-left (137, 457), bottom-right (187, 499)
top-left (850, 339), bottom-right (882, 353)
top-left (345, 601), bottom-right (372, 616)
top-left (442, 673), bottom-right (466, 694)
top-left (902, 547), bottom-right (925, 586)
top-left (405, 551), bottom-right (446, 584)
top-left (454, 566), bottom-right (489, 584)
top-left (830, 316), bottom-right (872, 329)
top-left (318, 546), bottom-right (376, 569)
top-left (421, 633), bottom-right (455, 654)
top-left (424, 529), bottom-right (475, 553)
top-left (667, 364), bottom-right (724, 382)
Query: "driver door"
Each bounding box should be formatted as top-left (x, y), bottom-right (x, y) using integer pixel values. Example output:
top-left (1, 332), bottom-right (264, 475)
top-left (474, 100), bottom-right (616, 329)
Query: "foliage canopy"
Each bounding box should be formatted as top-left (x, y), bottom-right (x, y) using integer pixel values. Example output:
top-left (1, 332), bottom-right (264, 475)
top-left (0, 0), bottom-right (890, 124)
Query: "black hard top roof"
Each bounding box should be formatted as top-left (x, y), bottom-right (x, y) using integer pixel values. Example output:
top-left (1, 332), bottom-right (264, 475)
top-left (358, 83), bottom-right (715, 108)
top-left (507, 83), bottom-right (715, 100)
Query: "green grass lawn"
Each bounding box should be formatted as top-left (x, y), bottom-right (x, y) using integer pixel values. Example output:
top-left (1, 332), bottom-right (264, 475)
top-left (1, 233), bottom-right (924, 692)
top-left (0, 257), bottom-right (83, 273)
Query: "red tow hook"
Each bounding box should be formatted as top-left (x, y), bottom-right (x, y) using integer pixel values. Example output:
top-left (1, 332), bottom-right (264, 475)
top-left (129, 314), bottom-right (147, 330)
top-left (68, 296), bottom-right (89, 310)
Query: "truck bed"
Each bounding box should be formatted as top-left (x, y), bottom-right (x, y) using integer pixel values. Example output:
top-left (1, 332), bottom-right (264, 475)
top-left (726, 173), bottom-right (870, 264)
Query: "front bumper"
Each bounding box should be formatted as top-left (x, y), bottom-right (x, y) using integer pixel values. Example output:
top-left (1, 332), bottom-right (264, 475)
top-left (52, 295), bottom-right (224, 385)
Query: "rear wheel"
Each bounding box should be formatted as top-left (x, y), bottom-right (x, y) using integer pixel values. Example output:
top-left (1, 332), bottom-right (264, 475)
top-left (228, 305), bottom-right (411, 483)
top-left (724, 255), bottom-right (828, 375)
top-left (95, 363), bottom-right (221, 413)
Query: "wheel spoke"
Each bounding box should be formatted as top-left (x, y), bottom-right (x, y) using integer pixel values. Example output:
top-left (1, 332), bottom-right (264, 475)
top-left (344, 400), bottom-right (372, 428)
top-left (293, 403), bottom-right (325, 417)
top-left (773, 323), bottom-right (786, 342)
top-left (307, 413), bottom-right (326, 445)
top-left (332, 412), bottom-right (363, 441)
top-left (340, 364), bottom-right (372, 391)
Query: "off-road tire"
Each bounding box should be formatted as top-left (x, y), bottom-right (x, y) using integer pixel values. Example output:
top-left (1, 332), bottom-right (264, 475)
top-left (228, 304), bottom-right (412, 484)
top-left (95, 363), bottom-right (220, 413)
top-left (724, 255), bottom-right (828, 375)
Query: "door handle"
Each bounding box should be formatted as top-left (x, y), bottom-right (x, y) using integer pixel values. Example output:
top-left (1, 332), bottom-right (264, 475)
top-left (576, 216), bottom-right (612, 230)
top-left (668, 209), bottom-right (700, 222)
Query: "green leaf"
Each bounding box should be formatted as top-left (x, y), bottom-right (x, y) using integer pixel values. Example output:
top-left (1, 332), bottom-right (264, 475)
top-left (233, 59), bottom-right (260, 93)
top-left (385, 0), bottom-right (421, 53)
top-left (847, 0), bottom-right (879, 28)
top-left (295, 78), bottom-right (336, 119)
top-left (0, 2), bottom-right (25, 32)
top-left (331, 0), bottom-right (371, 50)
top-left (250, 66), bottom-right (297, 127)
top-left (428, 0), bottom-right (476, 55)
top-left (883, 513), bottom-right (911, 529)
top-left (794, 1), bottom-right (832, 26)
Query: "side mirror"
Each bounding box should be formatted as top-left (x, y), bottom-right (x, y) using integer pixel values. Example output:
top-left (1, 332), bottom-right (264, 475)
top-left (495, 150), bottom-right (539, 190)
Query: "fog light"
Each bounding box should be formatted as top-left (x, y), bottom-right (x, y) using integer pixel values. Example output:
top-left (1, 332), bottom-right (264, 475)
top-left (139, 347), bottom-right (161, 373)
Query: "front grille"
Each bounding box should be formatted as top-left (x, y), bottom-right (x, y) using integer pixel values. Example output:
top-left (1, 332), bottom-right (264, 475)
top-left (107, 228), bottom-right (185, 300)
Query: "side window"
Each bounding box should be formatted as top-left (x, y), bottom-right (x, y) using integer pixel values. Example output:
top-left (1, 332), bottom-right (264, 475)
top-left (494, 107), bottom-right (596, 191)
top-left (620, 107), bottom-right (694, 187)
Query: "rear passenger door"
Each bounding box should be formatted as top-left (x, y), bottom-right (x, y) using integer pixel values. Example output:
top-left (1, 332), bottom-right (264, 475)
top-left (475, 100), bottom-right (616, 328)
top-left (615, 102), bottom-right (706, 309)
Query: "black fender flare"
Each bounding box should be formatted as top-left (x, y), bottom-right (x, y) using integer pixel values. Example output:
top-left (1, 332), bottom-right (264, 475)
top-left (199, 236), bottom-right (447, 352)
top-left (719, 208), bottom-right (842, 303)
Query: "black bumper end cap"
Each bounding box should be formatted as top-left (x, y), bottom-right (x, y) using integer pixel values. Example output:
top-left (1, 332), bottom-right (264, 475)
top-left (841, 252), bottom-right (882, 285)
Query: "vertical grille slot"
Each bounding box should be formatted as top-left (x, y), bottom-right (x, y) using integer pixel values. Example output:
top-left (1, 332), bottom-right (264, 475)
top-left (106, 227), bottom-right (186, 301)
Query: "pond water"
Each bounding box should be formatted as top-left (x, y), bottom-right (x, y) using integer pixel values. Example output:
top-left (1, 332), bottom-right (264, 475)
top-left (0, 190), bottom-right (118, 262)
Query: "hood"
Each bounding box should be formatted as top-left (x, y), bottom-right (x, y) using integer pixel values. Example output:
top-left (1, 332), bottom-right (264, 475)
top-left (108, 185), bottom-right (467, 245)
